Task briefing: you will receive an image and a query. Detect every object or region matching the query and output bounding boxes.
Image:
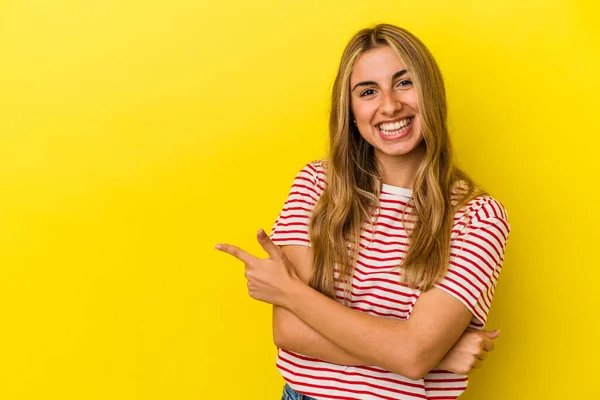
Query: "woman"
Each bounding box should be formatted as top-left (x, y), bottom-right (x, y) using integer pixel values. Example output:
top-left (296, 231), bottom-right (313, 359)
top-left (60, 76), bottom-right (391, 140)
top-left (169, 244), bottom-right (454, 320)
top-left (216, 24), bottom-right (510, 400)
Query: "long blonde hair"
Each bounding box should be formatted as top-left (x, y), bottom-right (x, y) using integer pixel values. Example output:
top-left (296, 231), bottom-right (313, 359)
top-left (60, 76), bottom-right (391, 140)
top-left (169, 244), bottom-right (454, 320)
top-left (308, 24), bottom-right (484, 298)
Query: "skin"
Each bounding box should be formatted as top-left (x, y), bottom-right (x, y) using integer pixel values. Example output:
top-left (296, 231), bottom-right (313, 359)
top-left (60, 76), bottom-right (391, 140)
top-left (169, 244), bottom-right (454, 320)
top-left (215, 46), bottom-right (500, 380)
top-left (350, 46), bottom-right (425, 188)
top-left (216, 231), bottom-right (497, 379)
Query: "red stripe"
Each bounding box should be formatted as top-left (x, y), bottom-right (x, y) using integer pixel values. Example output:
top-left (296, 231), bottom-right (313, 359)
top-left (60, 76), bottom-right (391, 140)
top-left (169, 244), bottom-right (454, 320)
top-left (335, 287), bottom-right (416, 306)
top-left (280, 204), bottom-right (312, 213)
top-left (271, 235), bottom-right (309, 244)
top-left (426, 386), bottom-right (467, 391)
top-left (278, 354), bottom-right (425, 388)
top-left (371, 212), bottom-right (417, 224)
top-left (446, 264), bottom-right (492, 312)
top-left (359, 252), bottom-right (403, 263)
top-left (359, 234), bottom-right (406, 247)
top-left (356, 259), bottom-right (403, 271)
top-left (375, 220), bottom-right (412, 231)
top-left (450, 268), bottom-right (491, 314)
top-left (349, 298), bottom-right (410, 314)
top-left (441, 274), bottom-right (478, 303)
top-left (451, 253), bottom-right (493, 283)
top-left (378, 197), bottom-right (411, 207)
top-left (280, 373), bottom-right (428, 399)
top-left (445, 268), bottom-right (490, 312)
top-left (448, 259), bottom-right (487, 288)
top-left (294, 171), bottom-right (326, 193)
top-left (282, 350), bottom-right (431, 379)
top-left (358, 242), bottom-right (407, 255)
top-left (304, 161), bottom-right (319, 176)
top-left (455, 245), bottom-right (495, 271)
top-left (481, 219), bottom-right (509, 242)
top-left (363, 227), bottom-right (409, 240)
top-left (286, 191), bottom-right (319, 206)
top-left (273, 221), bottom-right (308, 228)
top-left (424, 377), bottom-right (468, 383)
top-left (379, 205), bottom-right (413, 214)
top-left (437, 283), bottom-right (486, 323)
top-left (351, 306), bottom-right (407, 318)
top-left (454, 231), bottom-right (499, 262)
top-left (350, 271), bottom-right (401, 286)
top-left (287, 188), bottom-right (318, 202)
top-left (349, 281), bottom-right (418, 299)
top-left (291, 181), bottom-right (319, 197)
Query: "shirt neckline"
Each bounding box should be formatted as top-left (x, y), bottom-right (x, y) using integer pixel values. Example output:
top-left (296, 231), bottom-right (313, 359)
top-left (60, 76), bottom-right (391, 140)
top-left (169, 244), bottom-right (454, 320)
top-left (381, 183), bottom-right (413, 197)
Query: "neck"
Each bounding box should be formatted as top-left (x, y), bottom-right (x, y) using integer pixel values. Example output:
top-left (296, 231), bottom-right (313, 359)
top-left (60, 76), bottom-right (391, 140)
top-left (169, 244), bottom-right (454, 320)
top-left (376, 143), bottom-right (426, 190)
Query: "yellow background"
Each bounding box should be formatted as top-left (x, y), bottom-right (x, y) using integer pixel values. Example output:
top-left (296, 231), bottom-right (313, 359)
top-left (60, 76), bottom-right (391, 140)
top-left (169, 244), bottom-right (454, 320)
top-left (1, 0), bottom-right (598, 399)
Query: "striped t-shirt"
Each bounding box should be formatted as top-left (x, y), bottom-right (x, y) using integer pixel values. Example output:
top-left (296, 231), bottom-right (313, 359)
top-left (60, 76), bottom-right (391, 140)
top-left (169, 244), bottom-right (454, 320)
top-left (269, 160), bottom-right (510, 400)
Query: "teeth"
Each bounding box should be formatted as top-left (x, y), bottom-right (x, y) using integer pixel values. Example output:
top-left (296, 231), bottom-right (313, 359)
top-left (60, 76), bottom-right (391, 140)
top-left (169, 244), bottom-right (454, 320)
top-left (379, 118), bottom-right (411, 131)
top-left (379, 117), bottom-right (412, 135)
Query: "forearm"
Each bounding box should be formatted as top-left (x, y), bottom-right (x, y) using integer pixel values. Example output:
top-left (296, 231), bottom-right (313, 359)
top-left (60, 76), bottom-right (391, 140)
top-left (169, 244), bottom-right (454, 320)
top-left (284, 281), bottom-right (423, 379)
top-left (273, 305), bottom-right (369, 366)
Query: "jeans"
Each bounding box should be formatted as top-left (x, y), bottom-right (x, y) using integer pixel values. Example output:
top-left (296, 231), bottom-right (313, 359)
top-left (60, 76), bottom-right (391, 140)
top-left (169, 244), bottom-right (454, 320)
top-left (281, 383), bottom-right (318, 400)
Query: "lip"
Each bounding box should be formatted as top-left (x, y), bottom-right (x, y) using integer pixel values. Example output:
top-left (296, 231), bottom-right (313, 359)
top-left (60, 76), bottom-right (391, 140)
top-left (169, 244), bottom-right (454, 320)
top-left (376, 116), bottom-right (414, 141)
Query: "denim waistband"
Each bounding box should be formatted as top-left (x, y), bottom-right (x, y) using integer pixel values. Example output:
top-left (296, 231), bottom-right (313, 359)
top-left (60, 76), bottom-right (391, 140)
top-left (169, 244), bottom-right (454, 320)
top-left (282, 383), bottom-right (317, 400)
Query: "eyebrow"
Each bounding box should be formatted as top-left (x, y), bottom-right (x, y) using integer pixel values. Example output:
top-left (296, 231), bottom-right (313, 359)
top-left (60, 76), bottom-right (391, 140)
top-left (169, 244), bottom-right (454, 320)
top-left (351, 69), bottom-right (409, 91)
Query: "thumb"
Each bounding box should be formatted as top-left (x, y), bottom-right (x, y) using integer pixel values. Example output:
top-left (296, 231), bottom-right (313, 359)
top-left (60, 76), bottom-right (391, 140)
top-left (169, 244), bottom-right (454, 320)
top-left (480, 329), bottom-right (501, 339)
top-left (256, 229), bottom-right (282, 260)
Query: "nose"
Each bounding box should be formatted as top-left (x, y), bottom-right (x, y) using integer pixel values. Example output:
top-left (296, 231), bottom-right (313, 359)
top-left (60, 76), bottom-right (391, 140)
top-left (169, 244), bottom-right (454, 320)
top-left (379, 91), bottom-right (402, 116)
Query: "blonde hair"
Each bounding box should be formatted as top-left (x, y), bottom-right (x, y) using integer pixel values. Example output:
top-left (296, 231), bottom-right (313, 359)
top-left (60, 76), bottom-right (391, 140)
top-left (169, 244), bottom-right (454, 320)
top-left (308, 24), bottom-right (484, 299)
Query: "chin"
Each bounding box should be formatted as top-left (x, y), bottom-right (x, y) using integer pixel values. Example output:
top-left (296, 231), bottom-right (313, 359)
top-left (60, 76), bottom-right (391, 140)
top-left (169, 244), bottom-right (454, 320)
top-left (376, 140), bottom-right (424, 157)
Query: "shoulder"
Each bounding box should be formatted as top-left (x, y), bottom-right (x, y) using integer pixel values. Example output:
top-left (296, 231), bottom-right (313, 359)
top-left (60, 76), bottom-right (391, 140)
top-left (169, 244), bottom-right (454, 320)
top-left (296, 159), bottom-right (328, 192)
top-left (451, 181), bottom-right (508, 221)
top-left (300, 159), bottom-right (327, 177)
top-left (462, 195), bottom-right (508, 221)
top-left (453, 194), bottom-right (511, 241)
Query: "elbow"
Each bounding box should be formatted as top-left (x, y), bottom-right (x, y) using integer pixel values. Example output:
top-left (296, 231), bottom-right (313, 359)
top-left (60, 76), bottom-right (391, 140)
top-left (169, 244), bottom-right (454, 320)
top-left (387, 347), bottom-right (430, 381)
top-left (389, 360), bottom-right (426, 381)
top-left (272, 306), bottom-right (289, 349)
top-left (402, 365), bottom-right (428, 381)
top-left (405, 349), bottom-right (439, 380)
top-left (273, 323), bottom-right (287, 349)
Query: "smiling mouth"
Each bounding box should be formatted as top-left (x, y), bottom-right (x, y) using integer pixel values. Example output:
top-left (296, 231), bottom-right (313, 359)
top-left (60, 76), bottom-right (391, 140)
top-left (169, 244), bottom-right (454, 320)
top-left (377, 117), bottom-right (413, 136)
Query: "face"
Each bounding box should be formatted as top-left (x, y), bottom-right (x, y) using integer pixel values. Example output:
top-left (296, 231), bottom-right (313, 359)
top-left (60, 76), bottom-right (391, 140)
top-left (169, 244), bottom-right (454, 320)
top-left (349, 46), bottom-right (423, 160)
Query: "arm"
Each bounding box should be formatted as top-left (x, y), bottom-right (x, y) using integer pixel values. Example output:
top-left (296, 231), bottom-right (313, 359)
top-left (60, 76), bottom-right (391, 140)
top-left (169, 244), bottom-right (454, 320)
top-left (218, 230), bottom-right (502, 379)
top-left (272, 201), bottom-right (509, 379)
top-left (272, 245), bottom-right (368, 365)
top-left (218, 163), bottom-right (508, 378)
top-left (273, 245), bottom-right (498, 375)
top-left (281, 277), bottom-right (472, 380)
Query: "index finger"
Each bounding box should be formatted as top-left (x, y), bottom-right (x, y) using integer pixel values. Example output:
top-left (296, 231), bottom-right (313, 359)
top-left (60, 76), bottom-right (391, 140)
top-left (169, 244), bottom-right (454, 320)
top-left (256, 229), bottom-right (283, 261)
top-left (215, 243), bottom-right (258, 265)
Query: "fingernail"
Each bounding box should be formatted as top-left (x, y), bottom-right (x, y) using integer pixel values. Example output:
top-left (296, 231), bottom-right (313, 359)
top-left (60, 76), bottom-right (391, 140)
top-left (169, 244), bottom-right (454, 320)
top-left (257, 229), bottom-right (266, 238)
top-left (494, 330), bottom-right (501, 334)
top-left (215, 244), bottom-right (222, 250)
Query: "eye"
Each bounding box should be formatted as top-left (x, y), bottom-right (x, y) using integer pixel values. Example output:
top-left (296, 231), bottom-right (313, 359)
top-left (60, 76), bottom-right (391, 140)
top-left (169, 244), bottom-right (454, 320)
top-left (359, 88), bottom-right (376, 97)
top-left (397, 79), bottom-right (413, 88)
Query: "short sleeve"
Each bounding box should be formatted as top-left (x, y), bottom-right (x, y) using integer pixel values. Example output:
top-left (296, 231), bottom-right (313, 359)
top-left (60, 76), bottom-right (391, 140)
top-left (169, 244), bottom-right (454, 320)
top-left (435, 197), bottom-right (510, 328)
top-left (268, 161), bottom-right (326, 247)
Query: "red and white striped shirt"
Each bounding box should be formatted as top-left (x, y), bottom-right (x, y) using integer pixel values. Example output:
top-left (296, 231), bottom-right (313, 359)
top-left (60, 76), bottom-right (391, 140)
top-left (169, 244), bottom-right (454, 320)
top-left (269, 160), bottom-right (510, 400)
